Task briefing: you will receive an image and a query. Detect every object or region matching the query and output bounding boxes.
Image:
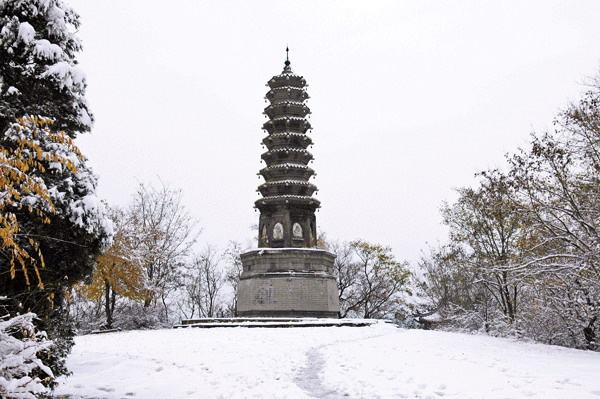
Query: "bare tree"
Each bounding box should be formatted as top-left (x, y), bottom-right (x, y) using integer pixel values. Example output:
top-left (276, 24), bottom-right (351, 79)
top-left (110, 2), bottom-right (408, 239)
top-left (327, 241), bottom-right (359, 318)
top-left (223, 241), bottom-right (243, 316)
top-left (179, 246), bottom-right (226, 319)
top-left (130, 183), bottom-right (198, 321)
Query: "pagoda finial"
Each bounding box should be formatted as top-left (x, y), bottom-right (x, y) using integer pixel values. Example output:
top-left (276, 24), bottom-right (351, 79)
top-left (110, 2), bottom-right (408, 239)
top-left (282, 46), bottom-right (293, 73)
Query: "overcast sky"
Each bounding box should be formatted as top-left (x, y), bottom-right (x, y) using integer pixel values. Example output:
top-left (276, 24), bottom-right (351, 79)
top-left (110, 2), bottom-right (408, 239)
top-left (69, 0), bottom-right (600, 262)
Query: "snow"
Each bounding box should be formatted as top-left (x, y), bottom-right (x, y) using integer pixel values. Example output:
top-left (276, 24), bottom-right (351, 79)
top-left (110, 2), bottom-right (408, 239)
top-left (54, 323), bottom-right (600, 399)
top-left (41, 61), bottom-right (86, 91)
top-left (0, 313), bottom-right (54, 399)
top-left (259, 194), bottom-right (318, 201)
top-left (177, 318), bottom-right (381, 328)
top-left (33, 39), bottom-right (63, 60)
top-left (17, 22), bottom-right (35, 44)
top-left (6, 86), bottom-right (20, 95)
top-left (261, 179), bottom-right (314, 186)
top-left (46, 4), bottom-right (68, 34)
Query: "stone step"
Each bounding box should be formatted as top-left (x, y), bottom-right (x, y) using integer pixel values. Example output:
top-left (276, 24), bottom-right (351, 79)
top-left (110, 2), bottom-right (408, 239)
top-left (174, 318), bottom-right (394, 329)
top-left (181, 317), bottom-right (319, 325)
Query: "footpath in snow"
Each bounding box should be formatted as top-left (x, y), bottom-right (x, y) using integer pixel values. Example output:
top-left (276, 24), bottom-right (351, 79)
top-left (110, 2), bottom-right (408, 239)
top-left (55, 323), bottom-right (600, 399)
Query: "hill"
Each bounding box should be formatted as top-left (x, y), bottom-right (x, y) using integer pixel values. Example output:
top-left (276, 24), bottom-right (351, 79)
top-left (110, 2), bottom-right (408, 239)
top-left (55, 323), bottom-right (600, 399)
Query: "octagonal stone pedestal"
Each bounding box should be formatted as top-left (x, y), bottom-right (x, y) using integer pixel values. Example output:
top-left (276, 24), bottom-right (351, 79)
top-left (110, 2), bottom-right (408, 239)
top-left (236, 248), bottom-right (339, 318)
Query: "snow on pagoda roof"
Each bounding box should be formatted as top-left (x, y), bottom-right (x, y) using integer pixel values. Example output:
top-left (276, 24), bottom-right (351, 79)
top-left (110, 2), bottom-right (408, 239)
top-left (266, 116), bottom-right (308, 123)
top-left (265, 132), bottom-right (311, 139)
top-left (265, 147), bottom-right (309, 154)
top-left (268, 86), bottom-right (307, 93)
top-left (260, 179), bottom-right (315, 186)
top-left (263, 163), bottom-right (310, 169)
top-left (257, 194), bottom-right (320, 202)
top-left (264, 100), bottom-right (307, 109)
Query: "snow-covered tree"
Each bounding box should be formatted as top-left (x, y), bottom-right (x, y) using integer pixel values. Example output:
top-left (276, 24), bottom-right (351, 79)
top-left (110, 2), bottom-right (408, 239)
top-left (0, 117), bottom-right (75, 287)
top-left (441, 171), bottom-right (532, 325)
top-left (0, 0), bottom-right (112, 382)
top-left (418, 75), bottom-right (600, 350)
top-left (0, 0), bottom-right (92, 134)
top-left (506, 87), bottom-right (600, 349)
top-left (0, 115), bottom-right (110, 381)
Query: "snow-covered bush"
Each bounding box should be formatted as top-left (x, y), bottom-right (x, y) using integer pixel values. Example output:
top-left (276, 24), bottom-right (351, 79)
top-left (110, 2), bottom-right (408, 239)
top-left (0, 313), bottom-right (54, 399)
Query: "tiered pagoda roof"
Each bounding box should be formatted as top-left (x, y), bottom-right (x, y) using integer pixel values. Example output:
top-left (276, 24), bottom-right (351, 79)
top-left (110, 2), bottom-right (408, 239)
top-left (256, 52), bottom-right (319, 210)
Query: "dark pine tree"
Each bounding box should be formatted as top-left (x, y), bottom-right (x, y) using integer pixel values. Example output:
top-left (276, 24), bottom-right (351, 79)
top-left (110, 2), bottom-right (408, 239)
top-left (0, 0), bottom-right (111, 384)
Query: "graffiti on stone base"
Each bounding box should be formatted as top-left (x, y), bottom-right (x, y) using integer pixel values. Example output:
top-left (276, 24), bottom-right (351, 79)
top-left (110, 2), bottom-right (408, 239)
top-left (254, 285), bottom-right (275, 304)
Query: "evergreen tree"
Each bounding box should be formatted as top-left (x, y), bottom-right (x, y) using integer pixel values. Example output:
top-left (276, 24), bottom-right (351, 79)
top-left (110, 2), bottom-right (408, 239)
top-left (0, 0), bottom-right (111, 383)
top-left (0, 0), bottom-right (92, 134)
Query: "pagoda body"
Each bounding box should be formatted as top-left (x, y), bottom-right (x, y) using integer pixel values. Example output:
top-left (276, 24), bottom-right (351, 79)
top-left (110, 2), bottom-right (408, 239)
top-left (236, 53), bottom-right (339, 318)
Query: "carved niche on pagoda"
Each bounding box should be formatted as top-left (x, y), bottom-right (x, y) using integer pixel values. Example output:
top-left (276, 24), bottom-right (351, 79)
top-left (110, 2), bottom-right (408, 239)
top-left (292, 222), bottom-right (303, 239)
top-left (273, 222), bottom-right (284, 241)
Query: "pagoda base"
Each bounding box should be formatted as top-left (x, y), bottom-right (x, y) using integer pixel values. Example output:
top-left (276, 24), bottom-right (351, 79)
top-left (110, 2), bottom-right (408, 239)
top-left (236, 248), bottom-right (340, 318)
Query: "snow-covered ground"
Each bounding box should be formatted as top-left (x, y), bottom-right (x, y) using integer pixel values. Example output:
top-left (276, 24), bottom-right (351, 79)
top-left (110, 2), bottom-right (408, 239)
top-left (55, 323), bottom-right (600, 399)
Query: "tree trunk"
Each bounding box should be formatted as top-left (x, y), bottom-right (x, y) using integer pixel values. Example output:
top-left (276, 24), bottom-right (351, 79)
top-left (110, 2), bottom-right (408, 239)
top-left (584, 317), bottom-right (597, 350)
top-left (104, 280), bottom-right (113, 329)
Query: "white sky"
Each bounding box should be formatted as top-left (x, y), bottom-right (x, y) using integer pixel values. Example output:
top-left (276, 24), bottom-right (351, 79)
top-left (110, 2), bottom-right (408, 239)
top-left (69, 0), bottom-right (600, 262)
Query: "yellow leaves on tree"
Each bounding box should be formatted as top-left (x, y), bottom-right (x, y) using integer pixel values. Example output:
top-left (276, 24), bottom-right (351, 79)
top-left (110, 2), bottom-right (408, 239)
top-left (0, 116), bottom-right (82, 288)
top-left (82, 209), bottom-right (146, 303)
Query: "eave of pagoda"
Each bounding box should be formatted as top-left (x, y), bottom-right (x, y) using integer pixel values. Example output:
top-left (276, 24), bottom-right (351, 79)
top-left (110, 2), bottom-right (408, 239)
top-left (266, 87), bottom-right (310, 102)
top-left (262, 132), bottom-right (313, 149)
top-left (262, 117), bottom-right (311, 134)
top-left (257, 179), bottom-right (318, 196)
top-left (263, 102), bottom-right (311, 119)
top-left (261, 148), bottom-right (313, 165)
top-left (267, 75), bottom-right (307, 89)
top-left (255, 195), bottom-right (320, 210)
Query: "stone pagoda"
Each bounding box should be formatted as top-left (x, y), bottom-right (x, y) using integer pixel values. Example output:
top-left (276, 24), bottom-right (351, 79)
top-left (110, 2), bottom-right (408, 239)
top-left (236, 49), bottom-right (340, 318)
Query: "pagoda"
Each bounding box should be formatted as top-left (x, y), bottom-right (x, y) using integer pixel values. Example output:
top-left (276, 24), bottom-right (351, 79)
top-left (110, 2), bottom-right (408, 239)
top-left (236, 49), bottom-right (340, 318)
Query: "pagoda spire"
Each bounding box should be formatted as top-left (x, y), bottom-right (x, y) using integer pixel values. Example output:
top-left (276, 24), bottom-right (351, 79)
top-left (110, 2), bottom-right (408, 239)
top-left (256, 56), bottom-right (318, 248)
top-left (283, 46), bottom-right (292, 73)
